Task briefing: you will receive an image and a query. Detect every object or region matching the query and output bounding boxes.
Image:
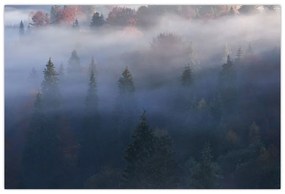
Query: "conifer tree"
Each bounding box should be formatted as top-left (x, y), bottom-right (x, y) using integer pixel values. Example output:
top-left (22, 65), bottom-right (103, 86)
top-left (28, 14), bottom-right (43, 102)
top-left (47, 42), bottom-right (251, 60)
top-left (118, 67), bottom-right (135, 94)
top-left (67, 50), bottom-right (81, 74)
top-left (41, 58), bottom-right (60, 108)
top-left (22, 92), bottom-right (62, 188)
top-left (220, 55), bottom-right (237, 109)
top-left (123, 112), bottom-right (178, 188)
top-left (181, 63), bottom-right (193, 86)
top-left (220, 55), bottom-right (236, 86)
top-left (19, 20), bottom-right (24, 36)
top-left (86, 58), bottom-right (97, 110)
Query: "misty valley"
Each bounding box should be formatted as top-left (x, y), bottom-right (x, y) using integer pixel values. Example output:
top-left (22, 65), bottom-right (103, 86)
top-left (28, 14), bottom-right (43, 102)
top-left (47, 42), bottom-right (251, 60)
top-left (4, 5), bottom-right (280, 189)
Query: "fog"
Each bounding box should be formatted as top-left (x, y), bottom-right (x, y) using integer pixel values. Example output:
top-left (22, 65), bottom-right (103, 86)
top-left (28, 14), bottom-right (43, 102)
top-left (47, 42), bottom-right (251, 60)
top-left (5, 5), bottom-right (280, 189)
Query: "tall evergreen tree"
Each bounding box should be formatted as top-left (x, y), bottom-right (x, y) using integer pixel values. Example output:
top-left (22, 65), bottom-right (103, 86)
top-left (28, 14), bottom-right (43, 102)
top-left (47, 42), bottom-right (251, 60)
top-left (19, 20), bottom-right (24, 36)
top-left (220, 55), bottom-right (236, 87)
top-left (123, 112), bottom-right (178, 188)
top-left (67, 50), bottom-right (81, 74)
top-left (78, 58), bottom-right (100, 177)
top-left (22, 92), bottom-right (62, 188)
top-left (41, 58), bottom-right (60, 108)
top-left (181, 63), bottom-right (193, 86)
top-left (219, 55), bottom-right (237, 110)
top-left (86, 58), bottom-right (97, 110)
top-left (118, 67), bottom-right (135, 94)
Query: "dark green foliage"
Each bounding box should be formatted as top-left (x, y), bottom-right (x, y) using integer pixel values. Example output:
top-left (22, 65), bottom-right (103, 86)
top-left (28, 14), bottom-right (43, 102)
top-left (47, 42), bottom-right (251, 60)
top-left (123, 112), bottom-right (178, 188)
top-left (181, 63), bottom-right (193, 86)
top-left (19, 20), bottom-right (24, 35)
top-left (118, 67), bottom-right (135, 94)
top-left (41, 58), bottom-right (60, 108)
top-left (188, 143), bottom-right (221, 188)
top-left (90, 12), bottom-right (105, 27)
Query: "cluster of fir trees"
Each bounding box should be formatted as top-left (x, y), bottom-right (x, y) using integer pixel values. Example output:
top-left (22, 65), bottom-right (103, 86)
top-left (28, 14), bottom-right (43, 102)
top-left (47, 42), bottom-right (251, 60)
top-left (17, 42), bottom-right (280, 188)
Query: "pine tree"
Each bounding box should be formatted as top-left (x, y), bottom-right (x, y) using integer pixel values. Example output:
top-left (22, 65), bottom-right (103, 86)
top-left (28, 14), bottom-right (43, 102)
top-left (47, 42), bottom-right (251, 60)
top-left (19, 20), bottom-right (24, 36)
top-left (181, 63), bottom-right (193, 86)
top-left (22, 92), bottom-right (62, 188)
top-left (220, 55), bottom-right (237, 110)
top-left (123, 111), bottom-right (155, 188)
top-left (189, 143), bottom-right (221, 188)
top-left (221, 55), bottom-right (235, 83)
top-left (90, 12), bottom-right (105, 27)
top-left (41, 58), bottom-right (60, 108)
top-left (86, 58), bottom-right (97, 110)
top-left (123, 112), bottom-right (178, 188)
top-left (67, 50), bottom-right (81, 74)
top-left (118, 67), bottom-right (135, 94)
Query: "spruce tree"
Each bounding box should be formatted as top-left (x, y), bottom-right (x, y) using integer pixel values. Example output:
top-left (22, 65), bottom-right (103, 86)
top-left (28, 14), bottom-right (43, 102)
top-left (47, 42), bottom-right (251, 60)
top-left (86, 58), bottom-right (97, 110)
top-left (22, 92), bottom-right (62, 188)
top-left (41, 58), bottom-right (60, 108)
top-left (181, 63), bottom-right (193, 86)
top-left (124, 111), bottom-right (155, 188)
top-left (123, 112), bottom-right (178, 188)
top-left (19, 20), bottom-right (24, 36)
top-left (219, 55), bottom-right (237, 110)
top-left (67, 50), bottom-right (81, 74)
top-left (118, 67), bottom-right (135, 94)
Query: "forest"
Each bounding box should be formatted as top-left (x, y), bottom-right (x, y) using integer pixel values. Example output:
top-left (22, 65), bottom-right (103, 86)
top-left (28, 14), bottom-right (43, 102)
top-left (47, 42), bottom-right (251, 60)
top-left (4, 5), bottom-right (280, 189)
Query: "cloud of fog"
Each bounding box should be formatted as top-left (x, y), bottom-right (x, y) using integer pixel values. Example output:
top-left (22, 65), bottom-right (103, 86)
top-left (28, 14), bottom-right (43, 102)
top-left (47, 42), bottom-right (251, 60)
top-left (4, 6), bottom-right (281, 128)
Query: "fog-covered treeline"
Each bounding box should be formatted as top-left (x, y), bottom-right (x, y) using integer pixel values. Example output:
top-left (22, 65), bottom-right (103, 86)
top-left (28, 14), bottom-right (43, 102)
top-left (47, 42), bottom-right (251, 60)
top-left (5, 5), bottom-right (280, 189)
